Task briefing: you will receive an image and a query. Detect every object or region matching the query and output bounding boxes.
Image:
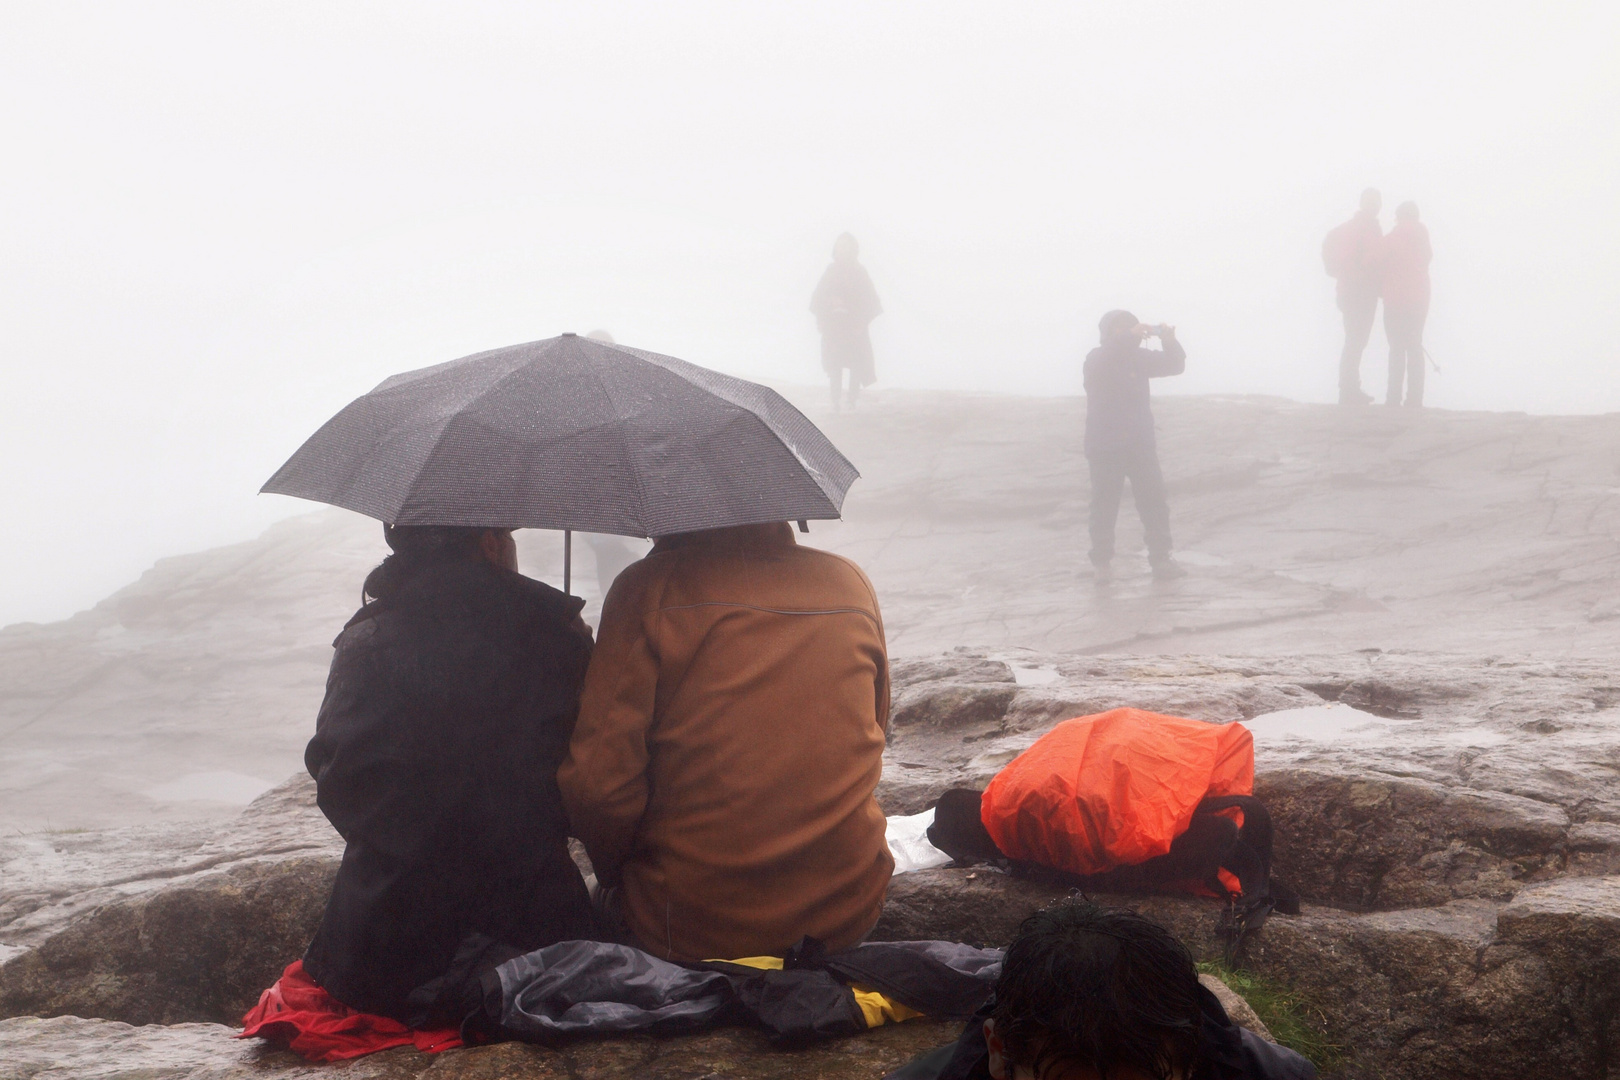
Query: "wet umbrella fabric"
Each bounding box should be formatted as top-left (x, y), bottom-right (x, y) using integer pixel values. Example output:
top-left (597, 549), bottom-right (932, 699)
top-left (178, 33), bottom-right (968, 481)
top-left (261, 335), bottom-right (858, 537)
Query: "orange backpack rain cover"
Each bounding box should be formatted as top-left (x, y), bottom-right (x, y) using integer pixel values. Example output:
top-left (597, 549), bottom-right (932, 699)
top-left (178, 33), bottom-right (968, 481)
top-left (980, 708), bottom-right (1254, 877)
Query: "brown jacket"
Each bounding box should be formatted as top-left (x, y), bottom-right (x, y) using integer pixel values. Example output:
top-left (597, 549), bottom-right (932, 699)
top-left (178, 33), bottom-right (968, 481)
top-left (558, 522), bottom-right (892, 961)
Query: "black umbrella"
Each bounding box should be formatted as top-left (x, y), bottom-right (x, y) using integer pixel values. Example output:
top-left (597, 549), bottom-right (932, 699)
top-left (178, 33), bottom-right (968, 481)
top-left (262, 334), bottom-right (859, 590)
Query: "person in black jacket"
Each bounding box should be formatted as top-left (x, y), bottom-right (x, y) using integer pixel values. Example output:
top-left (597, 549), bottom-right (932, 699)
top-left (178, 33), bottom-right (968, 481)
top-left (1083, 310), bottom-right (1187, 584)
top-left (301, 523), bottom-right (598, 1023)
top-left (886, 901), bottom-right (1316, 1080)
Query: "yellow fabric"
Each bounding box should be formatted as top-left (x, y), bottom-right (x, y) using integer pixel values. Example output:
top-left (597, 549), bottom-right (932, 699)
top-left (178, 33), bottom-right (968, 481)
top-left (851, 986), bottom-right (926, 1027)
top-left (715, 955), bottom-right (784, 970)
top-left (709, 954), bottom-right (925, 1028)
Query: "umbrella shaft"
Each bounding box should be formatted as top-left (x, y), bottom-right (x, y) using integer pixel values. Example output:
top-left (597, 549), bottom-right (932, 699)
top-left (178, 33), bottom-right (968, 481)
top-left (564, 530), bottom-right (572, 595)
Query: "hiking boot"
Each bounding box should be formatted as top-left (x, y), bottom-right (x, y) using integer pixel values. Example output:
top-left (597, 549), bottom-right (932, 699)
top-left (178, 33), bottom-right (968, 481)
top-left (1092, 563), bottom-right (1114, 586)
top-left (1340, 388), bottom-right (1373, 406)
top-left (1151, 558), bottom-right (1187, 581)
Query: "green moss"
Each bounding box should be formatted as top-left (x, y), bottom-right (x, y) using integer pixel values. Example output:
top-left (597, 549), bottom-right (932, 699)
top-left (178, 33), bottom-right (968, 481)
top-left (1197, 960), bottom-right (1347, 1072)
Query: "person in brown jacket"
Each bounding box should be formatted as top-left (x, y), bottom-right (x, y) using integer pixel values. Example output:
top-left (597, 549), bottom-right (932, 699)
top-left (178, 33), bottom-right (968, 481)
top-left (557, 521), bottom-right (892, 962)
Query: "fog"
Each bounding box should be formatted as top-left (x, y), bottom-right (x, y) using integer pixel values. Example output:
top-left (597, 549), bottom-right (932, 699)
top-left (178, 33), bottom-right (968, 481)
top-left (3, 1), bottom-right (1617, 627)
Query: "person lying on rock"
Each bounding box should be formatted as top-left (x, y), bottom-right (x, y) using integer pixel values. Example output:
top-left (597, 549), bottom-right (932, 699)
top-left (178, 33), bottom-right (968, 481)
top-left (559, 520), bottom-right (892, 961)
top-left (300, 524), bottom-right (598, 1023)
top-left (892, 901), bottom-right (1316, 1080)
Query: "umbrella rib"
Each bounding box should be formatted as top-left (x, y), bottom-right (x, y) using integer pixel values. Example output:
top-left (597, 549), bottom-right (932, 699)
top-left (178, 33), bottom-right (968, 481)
top-left (602, 341), bottom-right (857, 509)
top-left (587, 351), bottom-right (665, 537)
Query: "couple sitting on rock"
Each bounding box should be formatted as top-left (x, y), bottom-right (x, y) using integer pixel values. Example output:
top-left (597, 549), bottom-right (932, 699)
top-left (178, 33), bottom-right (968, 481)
top-left (285, 520), bottom-right (1315, 1079)
top-left (300, 519), bottom-right (892, 1023)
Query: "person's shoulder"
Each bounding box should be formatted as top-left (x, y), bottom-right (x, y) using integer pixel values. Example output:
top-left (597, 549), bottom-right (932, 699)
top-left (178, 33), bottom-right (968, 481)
top-left (507, 569), bottom-right (586, 620)
top-left (599, 546), bottom-right (674, 614)
top-left (791, 544), bottom-right (881, 608)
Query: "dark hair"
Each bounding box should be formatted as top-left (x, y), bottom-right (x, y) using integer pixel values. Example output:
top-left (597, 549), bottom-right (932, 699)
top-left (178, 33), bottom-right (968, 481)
top-left (1099, 309), bottom-right (1138, 342)
top-left (989, 901), bottom-right (1203, 1080)
top-left (927, 788), bottom-right (1003, 864)
top-left (361, 524), bottom-right (490, 602)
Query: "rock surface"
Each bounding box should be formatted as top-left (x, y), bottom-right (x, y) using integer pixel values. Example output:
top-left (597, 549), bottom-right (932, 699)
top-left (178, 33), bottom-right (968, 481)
top-left (4, 392), bottom-right (1619, 832)
top-left (0, 1013), bottom-right (964, 1079)
top-left (1, 774), bottom-right (338, 952)
top-left (1198, 974), bottom-right (1273, 1043)
top-left (878, 866), bottom-right (1620, 1080)
top-left (0, 855), bottom-right (336, 1026)
top-left (7, 649), bottom-right (1620, 1077)
top-left (880, 650), bottom-right (1620, 910)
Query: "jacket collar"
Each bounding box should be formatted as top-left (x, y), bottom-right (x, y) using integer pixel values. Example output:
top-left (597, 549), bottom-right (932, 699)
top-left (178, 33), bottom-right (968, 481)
top-left (344, 558), bottom-right (583, 631)
top-left (651, 521), bottom-right (796, 554)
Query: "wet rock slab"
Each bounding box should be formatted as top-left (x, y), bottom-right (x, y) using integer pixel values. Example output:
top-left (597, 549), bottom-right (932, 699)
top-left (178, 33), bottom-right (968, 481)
top-left (7, 650), bottom-right (1620, 1078)
top-left (879, 868), bottom-right (1620, 1080)
top-left (0, 855), bottom-right (337, 1026)
top-left (0, 1014), bottom-right (963, 1079)
top-left (0, 773), bottom-right (340, 953)
top-left (880, 650), bottom-right (1620, 910)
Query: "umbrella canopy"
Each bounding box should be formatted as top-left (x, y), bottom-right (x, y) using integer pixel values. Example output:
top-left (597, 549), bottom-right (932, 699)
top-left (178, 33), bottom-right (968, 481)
top-left (261, 334), bottom-right (859, 537)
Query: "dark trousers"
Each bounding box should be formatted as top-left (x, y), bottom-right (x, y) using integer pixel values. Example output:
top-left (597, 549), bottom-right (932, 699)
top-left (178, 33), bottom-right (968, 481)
top-left (1088, 447), bottom-right (1171, 565)
top-left (1338, 290), bottom-right (1378, 399)
top-left (1384, 304), bottom-right (1428, 407)
top-left (828, 368), bottom-right (861, 410)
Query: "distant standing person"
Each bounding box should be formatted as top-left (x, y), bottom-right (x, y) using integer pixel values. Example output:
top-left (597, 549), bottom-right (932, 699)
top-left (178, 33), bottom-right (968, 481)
top-left (1084, 310), bottom-right (1186, 584)
top-left (1380, 201), bottom-right (1433, 407)
top-left (1323, 188), bottom-right (1384, 405)
top-left (810, 232), bottom-right (882, 411)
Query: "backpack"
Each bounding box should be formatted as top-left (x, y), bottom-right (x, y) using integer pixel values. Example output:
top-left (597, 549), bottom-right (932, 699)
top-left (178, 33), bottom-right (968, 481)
top-left (928, 708), bottom-right (1298, 960)
top-left (1322, 220), bottom-right (1356, 278)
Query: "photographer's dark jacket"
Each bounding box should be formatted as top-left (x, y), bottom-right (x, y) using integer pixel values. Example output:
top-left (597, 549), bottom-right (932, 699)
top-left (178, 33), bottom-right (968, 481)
top-left (302, 558), bottom-right (597, 1022)
top-left (1082, 335), bottom-right (1186, 457)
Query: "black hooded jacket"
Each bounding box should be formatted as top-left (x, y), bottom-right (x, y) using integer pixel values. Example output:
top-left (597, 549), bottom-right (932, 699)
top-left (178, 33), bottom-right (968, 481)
top-left (301, 557), bottom-right (598, 1021)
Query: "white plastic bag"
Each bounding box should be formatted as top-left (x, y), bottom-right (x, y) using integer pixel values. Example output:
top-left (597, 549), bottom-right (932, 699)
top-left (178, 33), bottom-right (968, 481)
top-left (886, 807), bottom-right (953, 874)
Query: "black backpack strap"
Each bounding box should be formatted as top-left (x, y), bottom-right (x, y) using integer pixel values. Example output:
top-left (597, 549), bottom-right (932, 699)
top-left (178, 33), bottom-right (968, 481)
top-left (1194, 796), bottom-right (1301, 962)
top-left (1197, 795), bottom-right (1299, 908)
top-left (1196, 797), bottom-right (1273, 868)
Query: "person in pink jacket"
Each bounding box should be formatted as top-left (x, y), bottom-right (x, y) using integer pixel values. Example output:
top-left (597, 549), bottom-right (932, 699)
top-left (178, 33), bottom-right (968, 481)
top-left (1380, 202), bottom-right (1433, 407)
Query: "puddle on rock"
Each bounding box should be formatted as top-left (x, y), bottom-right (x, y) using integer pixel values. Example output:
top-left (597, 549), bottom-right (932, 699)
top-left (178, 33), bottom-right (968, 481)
top-left (142, 771), bottom-right (278, 805)
top-left (1244, 705), bottom-right (1508, 748)
top-left (1009, 664), bottom-right (1059, 686)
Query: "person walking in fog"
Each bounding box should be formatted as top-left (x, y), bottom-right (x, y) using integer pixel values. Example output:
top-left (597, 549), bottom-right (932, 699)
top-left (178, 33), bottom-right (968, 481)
top-left (810, 232), bottom-right (882, 411)
top-left (1323, 188), bottom-right (1384, 405)
top-left (1381, 201), bottom-right (1432, 407)
top-left (1084, 311), bottom-right (1186, 584)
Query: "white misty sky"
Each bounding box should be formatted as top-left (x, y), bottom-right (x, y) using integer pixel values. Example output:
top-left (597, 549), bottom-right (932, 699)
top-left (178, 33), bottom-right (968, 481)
top-left (2, 1), bottom-right (1617, 626)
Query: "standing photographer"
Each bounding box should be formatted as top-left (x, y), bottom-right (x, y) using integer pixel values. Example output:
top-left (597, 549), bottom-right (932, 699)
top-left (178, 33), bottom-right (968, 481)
top-left (1083, 310), bottom-right (1187, 584)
